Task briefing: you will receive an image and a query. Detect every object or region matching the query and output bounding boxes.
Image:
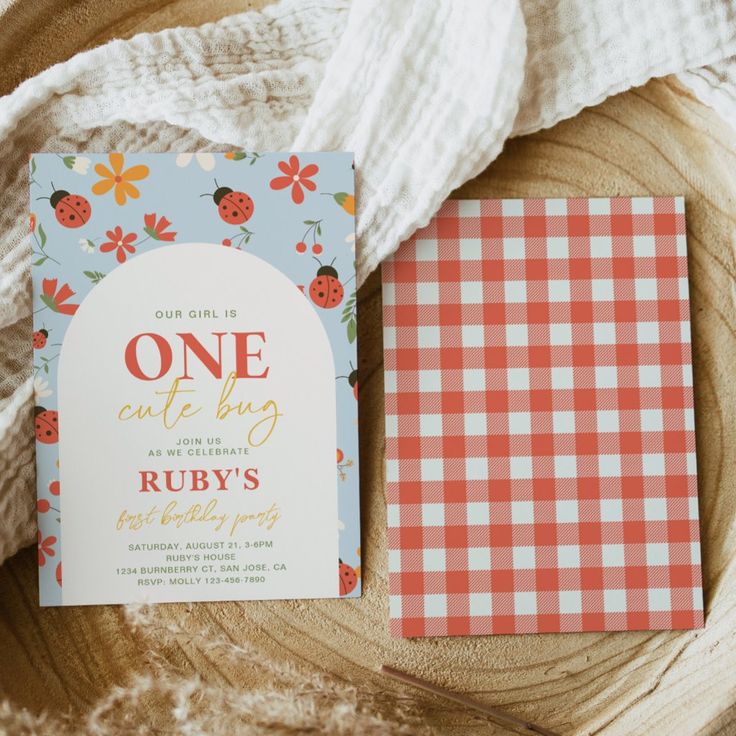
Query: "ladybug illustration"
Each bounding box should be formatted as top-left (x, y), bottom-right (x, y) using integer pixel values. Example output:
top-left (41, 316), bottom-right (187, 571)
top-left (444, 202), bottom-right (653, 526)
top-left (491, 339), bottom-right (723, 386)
top-left (32, 328), bottom-right (48, 349)
top-left (309, 258), bottom-right (344, 309)
top-left (338, 363), bottom-right (358, 400)
top-left (202, 179), bottom-right (254, 224)
top-left (34, 406), bottom-right (59, 444)
top-left (39, 182), bottom-right (92, 229)
top-left (339, 559), bottom-right (358, 596)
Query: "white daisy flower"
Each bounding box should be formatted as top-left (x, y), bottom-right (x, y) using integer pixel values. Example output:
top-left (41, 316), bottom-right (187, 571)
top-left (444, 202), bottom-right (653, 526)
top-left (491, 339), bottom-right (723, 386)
top-left (345, 232), bottom-right (356, 253)
top-left (72, 156), bottom-right (91, 174)
top-left (61, 155), bottom-right (90, 174)
top-left (176, 152), bottom-right (216, 172)
top-left (34, 375), bottom-right (52, 400)
top-left (79, 238), bottom-right (95, 253)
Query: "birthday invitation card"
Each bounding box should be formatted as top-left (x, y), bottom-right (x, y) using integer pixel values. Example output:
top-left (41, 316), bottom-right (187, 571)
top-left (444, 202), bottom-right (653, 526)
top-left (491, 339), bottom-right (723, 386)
top-left (31, 152), bottom-right (360, 605)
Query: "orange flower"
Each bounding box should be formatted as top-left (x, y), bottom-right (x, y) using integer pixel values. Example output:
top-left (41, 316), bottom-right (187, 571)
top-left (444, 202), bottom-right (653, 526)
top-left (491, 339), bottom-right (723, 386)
top-left (40, 278), bottom-right (79, 315)
top-left (270, 155), bottom-right (318, 204)
top-left (30, 213), bottom-right (36, 233)
top-left (37, 530), bottom-right (56, 566)
top-left (324, 192), bottom-right (355, 215)
top-left (144, 213), bottom-right (176, 242)
top-left (100, 226), bottom-right (137, 263)
top-left (92, 153), bottom-right (149, 205)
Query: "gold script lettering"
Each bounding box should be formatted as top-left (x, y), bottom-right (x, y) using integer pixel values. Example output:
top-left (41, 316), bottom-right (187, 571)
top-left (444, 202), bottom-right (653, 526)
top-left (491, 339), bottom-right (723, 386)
top-left (215, 371), bottom-right (281, 447)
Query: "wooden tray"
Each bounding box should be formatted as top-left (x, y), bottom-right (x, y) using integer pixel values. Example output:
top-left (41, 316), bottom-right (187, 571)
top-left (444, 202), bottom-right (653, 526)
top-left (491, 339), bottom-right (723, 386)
top-left (1, 2), bottom-right (735, 734)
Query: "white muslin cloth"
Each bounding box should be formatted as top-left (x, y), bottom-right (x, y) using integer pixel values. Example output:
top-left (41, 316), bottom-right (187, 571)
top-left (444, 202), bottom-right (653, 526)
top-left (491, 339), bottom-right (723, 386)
top-left (0, 0), bottom-right (735, 564)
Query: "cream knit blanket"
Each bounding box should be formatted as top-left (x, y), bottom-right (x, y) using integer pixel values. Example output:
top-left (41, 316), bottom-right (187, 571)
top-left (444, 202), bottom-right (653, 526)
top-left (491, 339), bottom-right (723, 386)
top-left (1, 0), bottom-right (735, 565)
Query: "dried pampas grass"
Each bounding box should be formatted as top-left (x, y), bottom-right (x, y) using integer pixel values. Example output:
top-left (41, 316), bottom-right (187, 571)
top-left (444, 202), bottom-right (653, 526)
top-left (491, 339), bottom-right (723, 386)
top-left (0, 603), bottom-right (437, 735)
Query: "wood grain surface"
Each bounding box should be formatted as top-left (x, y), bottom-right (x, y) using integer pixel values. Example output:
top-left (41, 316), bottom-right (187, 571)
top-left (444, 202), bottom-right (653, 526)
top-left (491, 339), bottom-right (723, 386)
top-left (1, 3), bottom-right (736, 735)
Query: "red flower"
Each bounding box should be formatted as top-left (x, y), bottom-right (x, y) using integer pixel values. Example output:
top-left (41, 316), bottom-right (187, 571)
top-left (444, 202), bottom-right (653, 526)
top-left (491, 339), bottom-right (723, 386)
top-left (144, 213), bottom-right (176, 242)
top-left (37, 530), bottom-right (56, 567)
top-left (100, 226), bottom-right (137, 263)
top-left (270, 155), bottom-right (318, 204)
top-left (40, 278), bottom-right (79, 315)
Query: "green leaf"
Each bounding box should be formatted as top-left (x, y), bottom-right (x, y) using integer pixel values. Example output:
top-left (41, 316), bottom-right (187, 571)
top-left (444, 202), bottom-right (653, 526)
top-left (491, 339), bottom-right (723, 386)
top-left (30, 158), bottom-right (36, 176)
top-left (347, 318), bottom-right (357, 344)
top-left (317, 224), bottom-right (322, 236)
top-left (334, 192), bottom-right (348, 205)
top-left (303, 220), bottom-right (315, 225)
top-left (341, 313), bottom-right (351, 323)
top-left (83, 270), bottom-right (105, 284)
top-left (32, 257), bottom-right (47, 266)
top-left (249, 158), bottom-right (256, 166)
top-left (40, 293), bottom-right (57, 312)
top-left (38, 224), bottom-right (46, 247)
top-left (143, 226), bottom-right (159, 240)
top-left (62, 155), bottom-right (75, 169)
top-left (44, 363), bottom-right (49, 374)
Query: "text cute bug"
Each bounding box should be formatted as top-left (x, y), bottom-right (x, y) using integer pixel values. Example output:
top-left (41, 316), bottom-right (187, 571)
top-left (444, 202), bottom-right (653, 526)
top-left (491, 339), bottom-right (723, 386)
top-left (202, 179), bottom-right (254, 224)
top-left (38, 182), bottom-right (92, 229)
top-left (309, 257), bottom-right (345, 309)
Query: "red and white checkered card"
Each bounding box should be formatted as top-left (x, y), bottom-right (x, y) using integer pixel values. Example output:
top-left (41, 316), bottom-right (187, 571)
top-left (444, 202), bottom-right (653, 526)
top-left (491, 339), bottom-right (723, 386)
top-left (382, 197), bottom-right (703, 637)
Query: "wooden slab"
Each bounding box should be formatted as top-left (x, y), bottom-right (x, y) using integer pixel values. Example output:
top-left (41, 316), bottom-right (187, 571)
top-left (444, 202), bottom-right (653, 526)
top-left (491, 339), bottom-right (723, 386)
top-left (1, 3), bottom-right (735, 734)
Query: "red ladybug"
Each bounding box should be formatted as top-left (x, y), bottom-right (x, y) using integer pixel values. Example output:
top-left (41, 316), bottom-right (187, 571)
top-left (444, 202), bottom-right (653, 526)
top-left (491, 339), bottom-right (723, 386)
top-left (202, 180), bottom-right (254, 224)
top-left (339, 559), bottom-right (358, 595)
top-left (34, 406), bottom-right (59, 444)
top-left (349, 367), bottom-right (358, 400)
top-left (338, 364), bottom-right (358, 400)
top-left (309, 258), bottom-right (344, 309)
top-left (32, 328), bottom-right (48, 349)
top-left (43, 184), bottom-right (92, 228)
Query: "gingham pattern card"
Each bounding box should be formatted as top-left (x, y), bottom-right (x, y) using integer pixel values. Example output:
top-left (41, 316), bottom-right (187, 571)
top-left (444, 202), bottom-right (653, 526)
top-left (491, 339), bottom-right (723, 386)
top-left (382, 197), bottom-right (703, 638)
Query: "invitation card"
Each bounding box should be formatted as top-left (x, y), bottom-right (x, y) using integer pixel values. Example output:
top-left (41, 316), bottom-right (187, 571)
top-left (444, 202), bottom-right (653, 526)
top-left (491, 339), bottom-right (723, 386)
top-left (31, 152), bottom-right (360, 605)
top-left (382, 197), bottom-right (703, 637)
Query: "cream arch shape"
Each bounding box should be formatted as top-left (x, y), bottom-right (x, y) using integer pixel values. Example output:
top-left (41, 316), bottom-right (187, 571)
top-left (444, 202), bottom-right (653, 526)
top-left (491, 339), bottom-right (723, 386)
top-left (57, 244), bottom-right (338, 604)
